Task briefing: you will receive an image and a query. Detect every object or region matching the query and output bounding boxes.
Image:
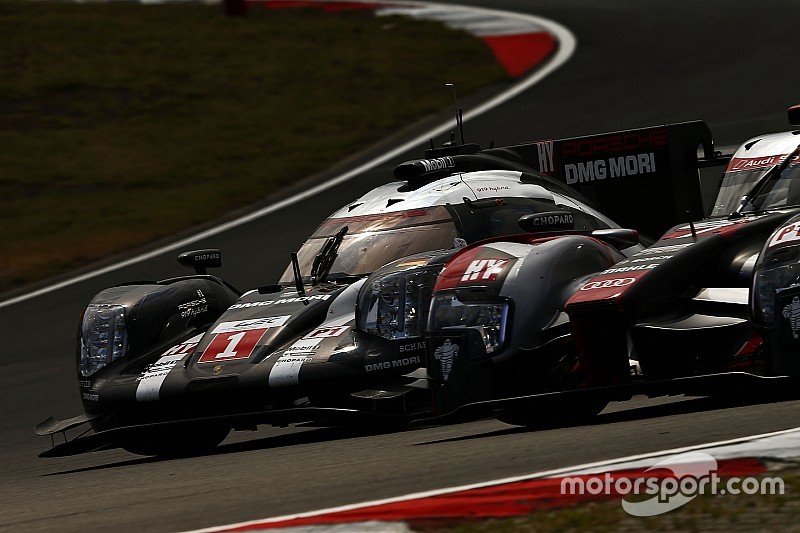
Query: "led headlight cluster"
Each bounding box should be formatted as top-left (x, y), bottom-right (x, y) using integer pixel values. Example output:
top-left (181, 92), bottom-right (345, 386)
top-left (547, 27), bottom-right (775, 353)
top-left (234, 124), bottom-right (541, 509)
top-left (79, 304), bottom-right (129, 376)
top-left (753, 260), bottom-right (800, 324)
top-left (359, 267), bottom-right (439, 340)
top-left (429, 294), bottom-right (509, 354)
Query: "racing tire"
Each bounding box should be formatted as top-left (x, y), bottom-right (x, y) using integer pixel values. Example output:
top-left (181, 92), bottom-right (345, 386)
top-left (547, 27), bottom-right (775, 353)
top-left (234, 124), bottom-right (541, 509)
top-left (496, 396), bottom-right (608, 428)
top-left (121, 424), bottom-right (231, 457)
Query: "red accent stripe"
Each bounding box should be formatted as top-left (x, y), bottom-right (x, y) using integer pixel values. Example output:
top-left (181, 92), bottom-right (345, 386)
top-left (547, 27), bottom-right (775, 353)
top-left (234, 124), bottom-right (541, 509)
top-left (217, 458), bottom-right (765, 531)
top-left (481, 32), bottom-right (556, 77)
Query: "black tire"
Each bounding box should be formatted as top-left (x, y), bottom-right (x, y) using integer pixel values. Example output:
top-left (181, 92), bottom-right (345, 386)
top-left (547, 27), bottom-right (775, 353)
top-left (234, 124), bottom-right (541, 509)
top-left (122, 424), bottom-right (231, 457)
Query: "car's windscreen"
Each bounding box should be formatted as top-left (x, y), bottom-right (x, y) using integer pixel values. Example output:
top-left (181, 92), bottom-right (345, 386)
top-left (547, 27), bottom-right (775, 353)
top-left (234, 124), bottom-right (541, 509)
top-left (711, 168), bottom-right (770, 217)
top-left (744, 158), bottom-right (800, 213)
top-left (712, 147), bottom-right (800, 217)
top-left (279, 206), bottom-right (459, 283)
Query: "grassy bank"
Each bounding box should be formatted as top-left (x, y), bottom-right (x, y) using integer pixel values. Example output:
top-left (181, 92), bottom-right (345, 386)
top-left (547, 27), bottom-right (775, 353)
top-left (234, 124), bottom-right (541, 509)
top-left (0, 1), bottom-right (508, 293)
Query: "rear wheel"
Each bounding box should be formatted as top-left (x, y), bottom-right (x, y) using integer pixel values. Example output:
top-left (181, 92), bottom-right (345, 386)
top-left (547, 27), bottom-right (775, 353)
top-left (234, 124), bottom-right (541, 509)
top-left (121, 424), bottom-right (231, 457)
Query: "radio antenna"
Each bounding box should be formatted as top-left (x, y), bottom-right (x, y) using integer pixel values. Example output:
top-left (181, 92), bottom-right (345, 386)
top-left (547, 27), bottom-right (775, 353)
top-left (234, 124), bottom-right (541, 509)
top-left (446, 83), bottom-right (465, 145)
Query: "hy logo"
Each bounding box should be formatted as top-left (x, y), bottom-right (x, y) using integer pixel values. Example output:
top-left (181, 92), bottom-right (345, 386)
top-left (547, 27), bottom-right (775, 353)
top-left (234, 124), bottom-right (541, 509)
top-left (461, 259), bottom-right (508, 282)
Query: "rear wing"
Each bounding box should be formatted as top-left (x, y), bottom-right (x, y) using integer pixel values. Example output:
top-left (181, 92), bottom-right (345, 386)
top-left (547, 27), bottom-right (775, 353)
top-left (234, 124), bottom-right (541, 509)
top-left (483, 121), bottom-right (730, 239)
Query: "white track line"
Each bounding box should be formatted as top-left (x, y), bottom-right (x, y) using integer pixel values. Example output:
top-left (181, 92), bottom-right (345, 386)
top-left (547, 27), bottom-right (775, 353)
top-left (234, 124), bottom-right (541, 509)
top-left (0, 2), bottom-right (575, 310)
top-left (185, 425), bottom-right (800, 533)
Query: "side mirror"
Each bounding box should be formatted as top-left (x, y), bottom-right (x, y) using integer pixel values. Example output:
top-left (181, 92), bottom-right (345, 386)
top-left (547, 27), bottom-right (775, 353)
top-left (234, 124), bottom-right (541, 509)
top-left (518, 211), bottom-right (575, 233)
top-left (591, 228), bottom-right (639, 249)
top-left (177, 249), bottom-right (222, 275)
top-left (788, 105), bottom-right (800, 126)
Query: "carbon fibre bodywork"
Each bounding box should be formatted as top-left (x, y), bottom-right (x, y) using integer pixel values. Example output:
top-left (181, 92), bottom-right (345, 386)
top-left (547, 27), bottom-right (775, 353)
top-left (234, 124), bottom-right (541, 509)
top-left (38, 120), bottom-right (724, 456)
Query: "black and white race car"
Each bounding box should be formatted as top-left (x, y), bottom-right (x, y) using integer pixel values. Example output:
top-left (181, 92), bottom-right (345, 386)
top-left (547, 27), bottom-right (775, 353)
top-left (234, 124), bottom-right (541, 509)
top-left (37, 120), bottom-right (718, 457)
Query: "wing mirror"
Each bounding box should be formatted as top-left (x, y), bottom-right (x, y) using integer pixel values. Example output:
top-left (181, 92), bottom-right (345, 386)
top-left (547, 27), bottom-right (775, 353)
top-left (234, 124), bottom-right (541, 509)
top-left (518, 211), bottom-right (575, 233)
top-left (590, 228), bottom-right (639, 249)
top-left (788, 105), bottom-right (800, 126)
top-left (177, 249), bottom-right (222, 275)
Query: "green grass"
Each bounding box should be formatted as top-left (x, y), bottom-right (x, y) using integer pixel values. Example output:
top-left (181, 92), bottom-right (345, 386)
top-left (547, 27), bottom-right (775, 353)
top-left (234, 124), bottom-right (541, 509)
top-left (0, 1), bottom-right (509, 293)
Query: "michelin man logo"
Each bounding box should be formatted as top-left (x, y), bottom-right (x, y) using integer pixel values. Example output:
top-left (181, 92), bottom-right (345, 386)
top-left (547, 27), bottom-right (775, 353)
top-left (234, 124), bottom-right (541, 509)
top-left (434, 338), bottom-right (459, 381)
top-left (783, 296), bottom-right (800, 339)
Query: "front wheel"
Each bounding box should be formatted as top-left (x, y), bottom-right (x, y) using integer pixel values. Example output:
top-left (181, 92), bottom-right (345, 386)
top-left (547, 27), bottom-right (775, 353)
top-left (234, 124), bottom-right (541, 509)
top-left (122, 424), bottom-right (231, 457)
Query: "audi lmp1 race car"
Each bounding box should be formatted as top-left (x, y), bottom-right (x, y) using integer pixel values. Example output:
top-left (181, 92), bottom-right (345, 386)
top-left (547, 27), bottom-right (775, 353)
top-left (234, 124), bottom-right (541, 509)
top-left (37, 119), bottom-right (719, 457)
top-left (421, 106), bottom-right (800, 425)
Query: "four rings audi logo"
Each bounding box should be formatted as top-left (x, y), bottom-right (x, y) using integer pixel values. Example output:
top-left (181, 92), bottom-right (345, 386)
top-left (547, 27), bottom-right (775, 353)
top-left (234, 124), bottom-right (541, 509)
top-left (579, 277), bottom-right (636, 291)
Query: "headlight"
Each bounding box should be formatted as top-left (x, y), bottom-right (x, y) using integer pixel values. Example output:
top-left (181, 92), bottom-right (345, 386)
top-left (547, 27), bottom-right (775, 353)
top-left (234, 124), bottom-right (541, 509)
top-left (358, 267), bottom-right (439, 340)
top-left (429, 294), bottom-right (509, 354)
top-left (754, 260), bottom-right (800, 324)
top-left (79, 304), bottom-right (129, 376)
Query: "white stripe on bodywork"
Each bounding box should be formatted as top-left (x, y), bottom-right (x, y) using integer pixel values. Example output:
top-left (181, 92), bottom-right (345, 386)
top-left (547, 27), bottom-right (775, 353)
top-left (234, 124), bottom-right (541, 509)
top-left (268, 317), bottom-right (354, 387)
top-left (136, 334), bottom-right (203, 401)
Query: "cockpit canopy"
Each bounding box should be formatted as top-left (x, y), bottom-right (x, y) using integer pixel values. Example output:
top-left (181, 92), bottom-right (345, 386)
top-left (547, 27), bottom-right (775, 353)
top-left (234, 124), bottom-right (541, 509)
top-left (279, 206), bottom-right (459, 284)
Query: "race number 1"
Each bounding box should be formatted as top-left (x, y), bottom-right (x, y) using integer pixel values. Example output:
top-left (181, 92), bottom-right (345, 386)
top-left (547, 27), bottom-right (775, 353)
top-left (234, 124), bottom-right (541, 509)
top-left (198, 328), bottom-right (268, 363)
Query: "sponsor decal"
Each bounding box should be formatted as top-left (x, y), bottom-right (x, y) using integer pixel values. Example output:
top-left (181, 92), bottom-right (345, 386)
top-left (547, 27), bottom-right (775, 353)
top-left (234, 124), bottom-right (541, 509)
top-left (365, 355), bottom-right (421, 373)
top-left (565, 153), bottom-right (656, 185)
top-left (633, 243), bottom-right (693, 256)
top-left (82, 393), bottom-right (100, 401)
top-left (561, 129), bottom-right (668, 158)
top-left (211, 316), bottom-right (290, 334)
top-left (537, 141), bottom-right (555, 173)
top-left (580, 277), bottom-right (636, 291)
top-left (78, 380), bottom-right (91, 388)
top-left (229, 295), bottom-right (331, 309)
top-left (177, 289), bottom-right (207, 319)
top-left (434, 338), bottom-right (459, 381)
top-left (460, 259), bottom-right (508, 282)
top-left (663, 218), bottom-right (761, 240)
top-left (268, 355), bottom-right (313, 387)
top-left (727, 153), bottom-right (798, 172)
top-left (136, 334), bottom-right (202, 401)
top-left (601, 263), bottom-right (660, 274)
top-left (527, 213), bottom-right (573, 227)
top-left (783, 295), bottom-right (800, 339)
top-left (303, 325), bottom-right (349, 339)
top-left (419, 156), bottom-right (455, 172)
top-left (475, 185), bottom-right (511, 193)
top-left (769, 222), bottom-right (800, 248)
top-left (400, 341), bottom-right (425, 353)
top-left (198, 328), bottom-right (269, 363)
top-left (192, 251), bottom-right (220, 262)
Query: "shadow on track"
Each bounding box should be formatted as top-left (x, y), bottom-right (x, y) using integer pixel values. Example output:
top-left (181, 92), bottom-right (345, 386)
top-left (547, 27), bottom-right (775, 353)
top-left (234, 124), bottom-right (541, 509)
top-left (43, 424), bottom-right (396, 476)
top-left (413, 394), bottom-right (800, 446)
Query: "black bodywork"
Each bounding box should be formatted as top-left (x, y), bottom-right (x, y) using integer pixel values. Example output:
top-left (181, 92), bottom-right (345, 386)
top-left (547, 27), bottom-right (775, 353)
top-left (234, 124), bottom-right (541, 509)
top-left (37, 121), bottom-right (725, 456)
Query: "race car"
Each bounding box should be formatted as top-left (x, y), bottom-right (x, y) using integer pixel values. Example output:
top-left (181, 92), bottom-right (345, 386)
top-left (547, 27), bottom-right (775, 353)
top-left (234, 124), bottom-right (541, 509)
top-left (36, 119), bottom-right (718, 457)
top-left (422, 106), bottom-right (800, 426)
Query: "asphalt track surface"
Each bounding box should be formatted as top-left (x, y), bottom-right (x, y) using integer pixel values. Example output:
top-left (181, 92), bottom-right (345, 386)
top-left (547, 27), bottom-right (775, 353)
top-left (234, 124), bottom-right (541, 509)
top-left (3, 1), bottom-right (800, 531)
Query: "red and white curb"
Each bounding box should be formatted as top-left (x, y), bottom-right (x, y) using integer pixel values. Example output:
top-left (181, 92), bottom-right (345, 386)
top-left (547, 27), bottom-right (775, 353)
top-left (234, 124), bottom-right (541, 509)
top-left (185, 426), bottom-right (800, 532)
top-left (258, 1), bottom-right (559, 77)
top-left (0, 2), bottom-right (575, 310)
